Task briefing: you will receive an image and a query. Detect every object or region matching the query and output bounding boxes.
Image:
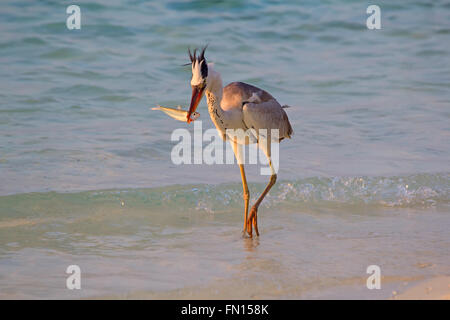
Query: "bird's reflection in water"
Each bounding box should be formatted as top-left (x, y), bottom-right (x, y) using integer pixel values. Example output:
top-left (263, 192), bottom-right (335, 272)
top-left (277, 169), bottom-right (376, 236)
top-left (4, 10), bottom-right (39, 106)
top-left (243, 237), bottom-right (260, 252)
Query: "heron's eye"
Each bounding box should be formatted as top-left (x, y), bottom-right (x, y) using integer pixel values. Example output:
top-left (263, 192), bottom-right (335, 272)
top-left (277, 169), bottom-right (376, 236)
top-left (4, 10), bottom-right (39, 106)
top-left (195, 82), bottom-right (206, 90)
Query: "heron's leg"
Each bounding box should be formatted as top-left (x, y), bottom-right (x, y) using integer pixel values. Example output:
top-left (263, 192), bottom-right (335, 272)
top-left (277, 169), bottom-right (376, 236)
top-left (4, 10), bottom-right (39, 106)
top-left (230, 140), bottom-right (251, 237)
top-left (239, 164), bottom-right (250, 236)
top-left (247, 160), bottom-right (277, 237)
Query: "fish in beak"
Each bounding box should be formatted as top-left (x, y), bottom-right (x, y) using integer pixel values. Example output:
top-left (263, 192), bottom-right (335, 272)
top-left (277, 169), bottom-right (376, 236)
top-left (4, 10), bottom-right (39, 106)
top-left (151, 105), bottom-right (200, 122)
top-left (187, 86), bottom-right (205, 123)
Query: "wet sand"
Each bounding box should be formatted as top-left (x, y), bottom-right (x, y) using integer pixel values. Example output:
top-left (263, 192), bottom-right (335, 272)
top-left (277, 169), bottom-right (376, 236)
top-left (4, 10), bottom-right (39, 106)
top-left (393, 276), bottom-right (450, 300)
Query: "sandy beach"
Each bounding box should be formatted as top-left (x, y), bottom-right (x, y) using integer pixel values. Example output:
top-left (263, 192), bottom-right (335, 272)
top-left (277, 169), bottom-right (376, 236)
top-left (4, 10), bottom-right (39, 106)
top-left (393, 276), bottom-right (450, 300)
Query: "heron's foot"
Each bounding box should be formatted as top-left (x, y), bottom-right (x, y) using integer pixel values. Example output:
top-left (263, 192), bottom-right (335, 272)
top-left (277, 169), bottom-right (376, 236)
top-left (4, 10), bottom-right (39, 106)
top-left (241, 229), bottom-right (251, 238)
top-left (245, 206), bottom-right (259, 237)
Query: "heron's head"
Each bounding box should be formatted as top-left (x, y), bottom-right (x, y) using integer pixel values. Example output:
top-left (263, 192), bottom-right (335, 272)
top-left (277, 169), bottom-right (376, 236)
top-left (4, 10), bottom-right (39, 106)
top-left (187, 46), bottom-right (208, 123)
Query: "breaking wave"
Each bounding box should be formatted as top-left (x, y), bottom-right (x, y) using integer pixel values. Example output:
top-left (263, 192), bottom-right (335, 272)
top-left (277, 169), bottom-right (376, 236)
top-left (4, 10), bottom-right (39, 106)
top-left (1, 173), bottom-right (448, 220)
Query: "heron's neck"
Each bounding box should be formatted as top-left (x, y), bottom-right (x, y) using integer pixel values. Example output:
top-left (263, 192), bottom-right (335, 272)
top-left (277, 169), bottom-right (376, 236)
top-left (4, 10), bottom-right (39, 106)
top-left (205, 69), bottom-right (227, 126)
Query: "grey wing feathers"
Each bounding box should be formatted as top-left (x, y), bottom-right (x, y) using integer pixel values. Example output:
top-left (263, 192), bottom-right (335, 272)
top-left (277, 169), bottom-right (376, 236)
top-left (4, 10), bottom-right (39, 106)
top-left (222, 81), bottom-right (293, 141)
top-left (242, 99), bottom-right (293, 141)
top-left (221, 82), bottom-right (275, 110)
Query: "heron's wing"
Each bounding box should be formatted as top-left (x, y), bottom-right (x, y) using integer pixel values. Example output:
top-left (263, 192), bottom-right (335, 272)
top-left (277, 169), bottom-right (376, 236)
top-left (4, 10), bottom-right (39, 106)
top-left (222, 82), bottom-right (274, 110)
top-left (242, 98), bottom-right (293, 142)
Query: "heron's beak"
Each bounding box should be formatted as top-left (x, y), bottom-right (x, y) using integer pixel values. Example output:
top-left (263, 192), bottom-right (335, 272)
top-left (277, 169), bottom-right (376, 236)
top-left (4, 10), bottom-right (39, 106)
top-left (187, 86), bottom-right (205, 123)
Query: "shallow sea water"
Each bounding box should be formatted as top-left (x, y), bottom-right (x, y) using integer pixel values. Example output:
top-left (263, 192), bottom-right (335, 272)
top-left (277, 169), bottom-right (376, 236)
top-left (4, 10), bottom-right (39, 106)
top-left (0, 0), bottom-right (449, 298)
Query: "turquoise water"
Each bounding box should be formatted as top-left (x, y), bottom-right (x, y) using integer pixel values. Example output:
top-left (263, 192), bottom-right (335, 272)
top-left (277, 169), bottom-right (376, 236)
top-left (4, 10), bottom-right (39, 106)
top-left (0, 0), bottom-right (449, 298)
